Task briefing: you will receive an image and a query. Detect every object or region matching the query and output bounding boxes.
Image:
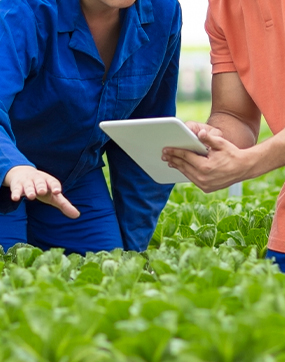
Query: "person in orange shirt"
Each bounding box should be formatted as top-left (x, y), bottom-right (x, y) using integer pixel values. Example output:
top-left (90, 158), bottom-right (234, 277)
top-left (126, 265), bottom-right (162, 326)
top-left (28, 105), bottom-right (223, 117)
top-left (162, 0), bottom-right (285, 271)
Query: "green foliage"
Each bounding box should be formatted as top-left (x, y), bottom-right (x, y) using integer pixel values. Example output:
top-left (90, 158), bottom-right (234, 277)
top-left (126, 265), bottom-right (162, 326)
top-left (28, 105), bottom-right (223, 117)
top-left (0, 240), bottom-right (284, 362)
top-left (1, 102), bottom-right (283, 361)
top-left (149, 180), bottom-right (275, 260)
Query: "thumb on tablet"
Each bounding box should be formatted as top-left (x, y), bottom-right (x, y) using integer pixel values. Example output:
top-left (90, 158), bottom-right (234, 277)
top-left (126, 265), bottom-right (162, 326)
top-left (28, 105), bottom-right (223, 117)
top-left (198, 129), bottom-right (224, 150)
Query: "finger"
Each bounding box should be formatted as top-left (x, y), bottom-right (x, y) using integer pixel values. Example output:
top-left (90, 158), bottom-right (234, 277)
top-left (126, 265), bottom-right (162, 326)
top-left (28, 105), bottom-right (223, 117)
top-left (39, 192), bottom-right (80, 219)
top-left (162, 149), bottom-right (203, 183)
top-left (53, 194), bottom-right (81, 219)
top-left (162, 147), bottom-right (202, 169)
top-left (45, 176), bottom-right (62, 194)
top-left (197, 130), bottom-right (224, 150)
top-left (10, 183), bottom-right (24, 201)
top-left (167, 158), bottom-right (198, 181)
top-left (165, 153), bottom-right (223, 193)
top-left (209, 128), bottom-right (223, 137)
top-left (184, 121), bottom-right (202, 135)
top-left (22, 181), bottom-right (37, 200)
top-left (33, 179), bottom-right (48, 196)
top-left (167, 153), bottom-right (198, 175)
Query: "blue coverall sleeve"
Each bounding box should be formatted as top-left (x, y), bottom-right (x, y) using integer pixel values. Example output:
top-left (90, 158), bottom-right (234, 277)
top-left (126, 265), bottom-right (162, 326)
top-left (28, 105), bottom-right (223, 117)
top-left (105, 4), bottom-right (182, 252)
top-left (0, 0), bottom-right (40, 213)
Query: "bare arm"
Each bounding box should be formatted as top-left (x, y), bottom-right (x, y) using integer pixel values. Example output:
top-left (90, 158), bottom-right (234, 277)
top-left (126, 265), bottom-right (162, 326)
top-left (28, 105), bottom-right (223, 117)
top-left (208, 72), bottom-right (261, 148)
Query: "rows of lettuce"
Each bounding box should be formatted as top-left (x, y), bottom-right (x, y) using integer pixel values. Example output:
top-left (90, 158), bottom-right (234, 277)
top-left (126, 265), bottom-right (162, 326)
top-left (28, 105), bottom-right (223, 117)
top-left (150, 168), bottom-right (282, 258)
top-left (0, 165), bottom-right (285, 362)
top-left (0, 241), bottom-right (284, 361)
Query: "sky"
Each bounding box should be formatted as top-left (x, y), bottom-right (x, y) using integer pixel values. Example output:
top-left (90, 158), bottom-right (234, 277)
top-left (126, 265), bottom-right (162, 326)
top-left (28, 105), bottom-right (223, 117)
top-left (179, 0), bottom-right (209, 46)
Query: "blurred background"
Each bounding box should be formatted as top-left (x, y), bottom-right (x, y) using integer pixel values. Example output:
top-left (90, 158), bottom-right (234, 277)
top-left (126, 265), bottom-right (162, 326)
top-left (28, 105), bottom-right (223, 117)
top-left (176, 0), bottom-right (211, 123)
top-left (178, 1), bottom-right (210, 104)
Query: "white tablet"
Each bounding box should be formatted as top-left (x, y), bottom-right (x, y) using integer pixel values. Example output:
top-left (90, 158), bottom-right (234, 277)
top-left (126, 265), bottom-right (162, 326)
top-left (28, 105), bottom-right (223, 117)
top-left (99, 117), bottom-right (208, 184)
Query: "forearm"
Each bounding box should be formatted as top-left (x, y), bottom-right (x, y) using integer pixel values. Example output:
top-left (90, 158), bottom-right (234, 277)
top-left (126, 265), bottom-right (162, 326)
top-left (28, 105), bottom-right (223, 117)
top-left (209, 72), bottom-right (261, 149)
top-left (243, 128), bottom-right (285, 179)
top-left (207, 112), bottom-right (258, 149)
top-left (206, 114), bottom-right (285, 180)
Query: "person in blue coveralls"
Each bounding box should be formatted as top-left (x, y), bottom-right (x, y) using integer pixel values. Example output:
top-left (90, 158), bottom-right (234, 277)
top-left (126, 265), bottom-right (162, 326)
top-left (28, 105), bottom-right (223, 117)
top-left (0, 0), bottom-right (182, 255)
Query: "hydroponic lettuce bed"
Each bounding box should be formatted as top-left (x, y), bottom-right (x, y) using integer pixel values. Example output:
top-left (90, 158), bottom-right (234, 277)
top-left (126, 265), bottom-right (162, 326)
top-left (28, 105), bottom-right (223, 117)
top-left (0, 172), bottom-right (285, 362)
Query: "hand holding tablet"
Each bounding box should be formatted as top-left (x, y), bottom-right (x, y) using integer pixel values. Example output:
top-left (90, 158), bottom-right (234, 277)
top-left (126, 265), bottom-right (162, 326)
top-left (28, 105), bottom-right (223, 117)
top-left (99, 117), bottom-right (208, 184)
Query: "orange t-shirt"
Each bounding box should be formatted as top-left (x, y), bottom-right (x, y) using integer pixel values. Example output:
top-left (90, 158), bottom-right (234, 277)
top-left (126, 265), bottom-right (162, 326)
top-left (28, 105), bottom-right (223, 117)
top-left (205, 0), bottom-right (285, 252)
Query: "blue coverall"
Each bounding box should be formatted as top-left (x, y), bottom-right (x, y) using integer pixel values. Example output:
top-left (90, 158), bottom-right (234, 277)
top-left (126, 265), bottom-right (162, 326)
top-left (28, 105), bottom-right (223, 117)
top-left (0, 0), bottom-right (182, 254)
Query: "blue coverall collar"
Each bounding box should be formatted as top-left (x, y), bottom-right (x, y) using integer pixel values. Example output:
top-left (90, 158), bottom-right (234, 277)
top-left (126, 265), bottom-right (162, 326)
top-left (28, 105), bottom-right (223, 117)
top-left (56, 0), bottom-right (154, 33)
top-left (135, 0), bottom-right (154, 24)
top-left (56, 0), bottom-right (153, 75)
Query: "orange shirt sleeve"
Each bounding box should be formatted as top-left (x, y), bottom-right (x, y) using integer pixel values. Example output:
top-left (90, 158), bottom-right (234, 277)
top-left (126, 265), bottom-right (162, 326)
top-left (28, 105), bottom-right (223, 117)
top-left (205, 6), bottom-right (237, 74)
